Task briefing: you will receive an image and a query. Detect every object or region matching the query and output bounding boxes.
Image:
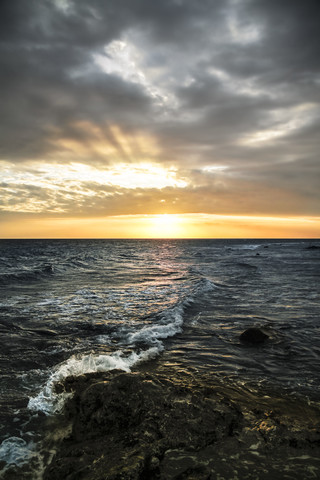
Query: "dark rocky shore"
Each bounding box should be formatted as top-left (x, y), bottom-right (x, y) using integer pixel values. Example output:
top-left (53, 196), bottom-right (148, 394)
top-left (40, 365), bottom-right (320, 480)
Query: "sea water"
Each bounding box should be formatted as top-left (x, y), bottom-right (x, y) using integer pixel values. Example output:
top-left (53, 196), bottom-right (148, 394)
top-left (0, 239), bottom-right (319, 477)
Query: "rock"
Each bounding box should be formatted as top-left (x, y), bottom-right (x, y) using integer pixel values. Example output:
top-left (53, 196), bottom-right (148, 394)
top-left (239, 327), bottom-right (269, 344)
top-left (43, 264), bottom-right (54, 273)
top-left (307, 245), bottom-right (320, 250)
top-left (42, 369), bottom-right (320, 480)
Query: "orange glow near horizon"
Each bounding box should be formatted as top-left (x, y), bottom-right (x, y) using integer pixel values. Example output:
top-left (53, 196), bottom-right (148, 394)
top-left (147, 214), bottom-right (185, 238)
top-left (1, 214), bottom-right (320, 239)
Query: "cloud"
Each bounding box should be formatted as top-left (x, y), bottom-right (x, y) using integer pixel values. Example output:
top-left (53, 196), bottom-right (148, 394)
top-left (1, 158), bottom-right (316, 219)
top-left (0, 0), bottom-right (319, 225)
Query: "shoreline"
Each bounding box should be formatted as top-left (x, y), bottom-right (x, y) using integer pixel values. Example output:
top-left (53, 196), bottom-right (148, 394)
top-left (39, 361), bottom-right (320, 479)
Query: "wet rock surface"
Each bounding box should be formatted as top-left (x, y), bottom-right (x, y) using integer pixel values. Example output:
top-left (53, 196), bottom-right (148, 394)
top-left (240, 327), bottom-right (269, 344)
top-left (43, 369), bottom-right (320, 480)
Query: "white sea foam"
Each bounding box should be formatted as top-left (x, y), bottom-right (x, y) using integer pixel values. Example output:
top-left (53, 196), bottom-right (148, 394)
top-left (0, 436), bottom-right (47, 479)
top-left (28, 348), bottom-right (158, 415)
top-left (0, 437), bottom-right (35, 466)
top-left (28, 276), bottom-right (216, 416)
top-left (235, 244), bottom-right (260, 250)
top-left (128, 303), bottom-right (185, 346)
top-left (0, 436), bottom-right (44, 479)
top-left (128, 278), bottom-right (215, 346)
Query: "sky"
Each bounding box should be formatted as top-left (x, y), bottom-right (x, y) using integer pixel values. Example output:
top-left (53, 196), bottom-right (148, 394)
top-left (0, 0), bottom-right (319, 238)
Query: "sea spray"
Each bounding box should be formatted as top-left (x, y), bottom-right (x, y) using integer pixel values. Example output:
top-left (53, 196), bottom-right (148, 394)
top-left (28, 348), bottom-right (159, 415)
top-left (28, 278), bottom-right (216, 416)
top-left (0, 437), bottom-right (44, 480)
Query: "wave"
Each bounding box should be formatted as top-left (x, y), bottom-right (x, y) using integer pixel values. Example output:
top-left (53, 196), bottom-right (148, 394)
top-left (127, 281), bottom-right (213, 342)
top-left (28, 348), bottom-right (159, 415)
top-left (27, 276), bottom-right (216, 415)
top-left (229, 244), bottom-right (261, 251)
top-left (0, 437), bottom-right (41, 478)
top-left (127, 303), bottom-right (185, 348)
top-left (236, 262), bottom-right (258, 270)
top-left (0, 264), bottom-right (54, 285)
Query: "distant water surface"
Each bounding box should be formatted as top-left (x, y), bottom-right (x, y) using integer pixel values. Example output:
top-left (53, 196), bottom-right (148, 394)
top-left (0, 239), bottom-right (319, 476)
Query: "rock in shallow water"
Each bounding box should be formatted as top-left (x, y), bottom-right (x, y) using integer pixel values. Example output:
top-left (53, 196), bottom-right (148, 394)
top-left (240, 327), bottom-right (269, 344)
top-left (43, 369), bottom-right (320, 480)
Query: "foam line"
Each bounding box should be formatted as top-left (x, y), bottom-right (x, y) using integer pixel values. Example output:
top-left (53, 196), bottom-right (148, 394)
top-left (28, 348), bottom-right (158, 415)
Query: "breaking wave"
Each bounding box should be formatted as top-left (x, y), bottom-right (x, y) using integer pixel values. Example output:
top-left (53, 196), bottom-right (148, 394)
top-left (27, 277), bottom-right (216, 415)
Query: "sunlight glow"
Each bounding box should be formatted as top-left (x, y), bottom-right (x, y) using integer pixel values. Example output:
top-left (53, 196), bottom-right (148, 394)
top-left (53, 121), bottom-right (161, 162)
top-left (202, 165), bottom-right (228, 173)
top-left (1, 160), bottom-right (187, 196)
top-left (147, 214), bottom-right (185, 238)
top-left (2, 214), bottom-right (319, 239)
top-left (57, 162), bottom-right (188, 189)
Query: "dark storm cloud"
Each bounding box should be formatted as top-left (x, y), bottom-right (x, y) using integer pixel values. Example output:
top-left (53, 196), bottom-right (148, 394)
top-left (245, 0), bottom-right (320, 71)
top-left (1, 0), bottom-right (319, 217)
top-left (0, 0), bottom-right (230, 159)
top-left (0, 41), bottom-right (152, 160)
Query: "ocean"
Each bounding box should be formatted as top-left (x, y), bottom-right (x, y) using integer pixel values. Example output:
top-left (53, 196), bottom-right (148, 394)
top-left (0, 238), bottom-right (319, 478)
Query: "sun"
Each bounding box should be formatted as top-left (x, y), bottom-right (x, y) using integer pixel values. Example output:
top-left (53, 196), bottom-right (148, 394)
top-left (147, 214), bottom-right (184, 238)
